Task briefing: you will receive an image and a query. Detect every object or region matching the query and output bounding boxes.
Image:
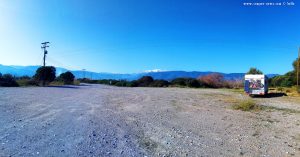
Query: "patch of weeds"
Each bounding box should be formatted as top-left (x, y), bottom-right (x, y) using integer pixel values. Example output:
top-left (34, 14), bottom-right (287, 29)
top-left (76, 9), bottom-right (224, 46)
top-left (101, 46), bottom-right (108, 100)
top-left (252, 130), bottom-right (260, 137)
top-left (295, 134), bottom-right (300, 142)
top-left (262, 106), bottom-right (300, 114)
top-left (223, 97), bottom-right (239, 104)
top-left (277, 87), bottom-right (284, 92)
top-left (232, 99), bottom-right (262, 112)
top-left (170, 99), bottom-right (177, 104)
top-left (229, 88), bottom-right (244, 94)
top-left (265, 119), bottom-right (275, 123)
top-left (170, 99), bottom-right (182, 111)
top-left (49, 81), bottom-right (65, 86)
top-left (139, 136), bottom-right (158, 153)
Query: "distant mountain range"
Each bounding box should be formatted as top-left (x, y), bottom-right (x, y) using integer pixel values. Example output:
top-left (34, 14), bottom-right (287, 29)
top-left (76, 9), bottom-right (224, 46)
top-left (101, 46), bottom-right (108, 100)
top-left (0, 64), bottom-right (278, 81)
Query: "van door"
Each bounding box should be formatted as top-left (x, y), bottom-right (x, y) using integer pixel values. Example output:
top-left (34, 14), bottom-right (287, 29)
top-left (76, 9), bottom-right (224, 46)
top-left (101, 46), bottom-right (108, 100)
top-left (244, 80), bottom-right (250, 93)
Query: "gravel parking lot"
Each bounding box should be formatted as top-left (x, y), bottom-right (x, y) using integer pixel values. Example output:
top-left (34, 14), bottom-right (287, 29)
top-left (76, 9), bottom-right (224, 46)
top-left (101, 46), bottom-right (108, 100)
top-left (0, 84), bottom-right (300, 156)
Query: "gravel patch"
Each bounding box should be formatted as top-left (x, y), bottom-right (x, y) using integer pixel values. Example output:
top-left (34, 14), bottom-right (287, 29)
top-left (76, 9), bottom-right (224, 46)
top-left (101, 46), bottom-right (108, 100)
top-left (0, 84), bottom-right (299, 156)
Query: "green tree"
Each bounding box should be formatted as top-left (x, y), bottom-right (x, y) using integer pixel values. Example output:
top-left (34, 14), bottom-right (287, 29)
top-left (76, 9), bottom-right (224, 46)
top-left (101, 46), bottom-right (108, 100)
top-left (150, 79), bottom-right (169, 87)
top-left (137, 76), bottom-right (154, 87)
top-left (293, 58), bottom-right (300, 84)
top-left (292, 58), bottom-right (300, 71)
top-left (246, 68), bottom-right (263, 74)
top-left (171, 78), bottom-right (187, 86)
top-left (34, 66), bottom-right (56, 86)
top-left (270, 75), bottom-right (284, 87)
top-left (115, 80), bottom-right (127, 87)
top-left (185, 78), bottom-right (201, 88)
top-left (59, 71), bottom-right (75, 85)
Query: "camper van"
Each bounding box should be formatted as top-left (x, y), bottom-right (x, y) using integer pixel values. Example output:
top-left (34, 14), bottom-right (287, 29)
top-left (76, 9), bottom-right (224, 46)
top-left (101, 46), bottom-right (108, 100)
top-left (244, 74), bottom-right (268, 96)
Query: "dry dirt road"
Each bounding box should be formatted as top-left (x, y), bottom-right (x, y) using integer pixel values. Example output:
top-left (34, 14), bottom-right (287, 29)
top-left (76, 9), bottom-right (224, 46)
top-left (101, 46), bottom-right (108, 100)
top-left (0, 84), bottom-right (300, 157)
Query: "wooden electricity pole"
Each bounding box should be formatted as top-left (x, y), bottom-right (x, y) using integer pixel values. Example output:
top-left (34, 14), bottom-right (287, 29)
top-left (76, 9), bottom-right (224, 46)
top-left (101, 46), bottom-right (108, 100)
top-left (297, 47), bottom-right (300, 87)
top-left (41, 42), bottom-right (50, 67)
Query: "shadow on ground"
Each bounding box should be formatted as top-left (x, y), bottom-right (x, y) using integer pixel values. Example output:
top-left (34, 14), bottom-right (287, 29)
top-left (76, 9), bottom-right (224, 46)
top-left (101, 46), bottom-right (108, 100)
top-left (253, 92), bottom-right (287, 98)
top-left (47, 85), bottom-right (79, 89)
top-left (79, 83), bottom-right (91, 86)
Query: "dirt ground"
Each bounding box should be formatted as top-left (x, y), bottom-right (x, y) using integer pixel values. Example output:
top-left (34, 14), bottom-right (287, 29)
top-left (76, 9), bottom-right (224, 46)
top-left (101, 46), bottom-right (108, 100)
top-left (0, 84), bottom-right (299, 157)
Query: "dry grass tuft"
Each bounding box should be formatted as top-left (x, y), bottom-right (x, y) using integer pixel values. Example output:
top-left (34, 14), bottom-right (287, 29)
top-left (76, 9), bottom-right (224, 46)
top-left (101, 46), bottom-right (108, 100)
top-left (232, 99), bottom-right (262, 111)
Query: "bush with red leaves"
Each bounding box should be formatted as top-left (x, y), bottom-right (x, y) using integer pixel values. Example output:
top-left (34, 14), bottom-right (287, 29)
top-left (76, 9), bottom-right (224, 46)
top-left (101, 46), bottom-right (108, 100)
top-left (198, 73), bottom-right (225, 88)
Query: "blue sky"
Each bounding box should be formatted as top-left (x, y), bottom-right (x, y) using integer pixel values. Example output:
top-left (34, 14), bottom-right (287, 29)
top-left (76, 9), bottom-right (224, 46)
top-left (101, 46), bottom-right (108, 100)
top-left (0, 0), bottom-right (299, 74)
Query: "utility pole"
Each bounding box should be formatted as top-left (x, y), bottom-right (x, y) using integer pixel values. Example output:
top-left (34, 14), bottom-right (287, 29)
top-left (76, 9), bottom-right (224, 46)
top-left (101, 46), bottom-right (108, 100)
top-left (41, 42), bottom-right (50, 67)
top-left (297, 47), bottom-right (300, 87)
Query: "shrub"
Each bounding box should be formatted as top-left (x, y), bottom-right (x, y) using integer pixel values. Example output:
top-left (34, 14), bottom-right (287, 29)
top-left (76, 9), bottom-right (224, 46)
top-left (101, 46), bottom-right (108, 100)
top-left (232, 99), bottom-right (261, 111)
top-left (34, 66), bottom-right (56, 86)
top-left (79, 78), bottom-right (98, 84)
top-left (137, 76), bottom-right (154, 87)
top-left (185, 78), bottom-right (201, 88)
top-left (0, 74), bottom-right (19, 87)
top-left (97, 79), bottom-right (110, 84)
top-left (109, 79), bottom-right (120, 85)
top-left (16, 75), bottom-right (31, 80)
top-left (277, 87), bottom-right (284, 92)
top-left (115, 80), bottom-right (127, 87)
top-left (150, 80), bottom-right (169, 87)
top-left (280, 72), bottom-right (295, 87)
top-left (270, 75), bottom-right (284, 87)
top-left (271, 74), bottom-right (294, 87)
top-left (16, 79), bottom-right (39, 86)
top-left (198, 73), bottom-right (225, 88)
top-left (170, 78), bottom-right (202, 88)
top-left (58, 71), bottom-right (75, 85)
top-left (171, 78), bottom-right (187, 87)
top-left (224, 80), bottom-right (243, 89)
top-left (126, 81), bottom-right (138, 87)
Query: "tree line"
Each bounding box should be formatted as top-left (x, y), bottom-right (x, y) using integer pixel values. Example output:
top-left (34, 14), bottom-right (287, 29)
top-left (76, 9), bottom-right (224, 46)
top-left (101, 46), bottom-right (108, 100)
top-left (268, 59), bottom-right (299, 87)
top-left (80, 73), bottom-right (243, 89)
top-left (0, 66), bottom-right (75, 87)
top-left (0, 57), bottom-right (299, 91)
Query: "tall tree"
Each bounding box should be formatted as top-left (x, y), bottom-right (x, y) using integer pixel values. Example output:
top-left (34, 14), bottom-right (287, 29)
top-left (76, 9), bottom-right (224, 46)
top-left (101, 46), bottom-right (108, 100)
top-left (246, 67), bottom-right (263, 74)
top-left (137, 76), bottom-right (154, 87)
top-left (34, 66), bottom-right (56, 86)
top-left (59, 71), bottom-right (75, 85)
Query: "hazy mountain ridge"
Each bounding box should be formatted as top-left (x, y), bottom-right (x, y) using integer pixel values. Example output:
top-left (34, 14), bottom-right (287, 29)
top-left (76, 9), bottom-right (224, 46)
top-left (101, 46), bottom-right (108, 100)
top-left (0, 64), bottom-right (278, 81)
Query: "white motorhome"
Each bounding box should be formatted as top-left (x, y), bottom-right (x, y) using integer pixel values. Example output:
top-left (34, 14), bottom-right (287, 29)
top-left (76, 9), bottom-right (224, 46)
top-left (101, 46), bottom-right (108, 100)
top-left (244, 74), bottom-right (268, 96)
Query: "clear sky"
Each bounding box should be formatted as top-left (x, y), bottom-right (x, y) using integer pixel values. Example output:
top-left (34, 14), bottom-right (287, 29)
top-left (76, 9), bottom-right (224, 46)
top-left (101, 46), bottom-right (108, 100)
top-left (0, 0), bottom-right (299, 74)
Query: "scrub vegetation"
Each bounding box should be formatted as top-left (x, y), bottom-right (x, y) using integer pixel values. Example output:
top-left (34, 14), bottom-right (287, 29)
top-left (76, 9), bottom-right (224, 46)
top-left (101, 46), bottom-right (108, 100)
top-left (80, 73), bottom-right (243, 89)
top-left (269, 59), bottom-right (300, 88)
top-left (1, 66), bottom-right (77, 87)
top-left (232, 99), bottom-right (262, 111)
